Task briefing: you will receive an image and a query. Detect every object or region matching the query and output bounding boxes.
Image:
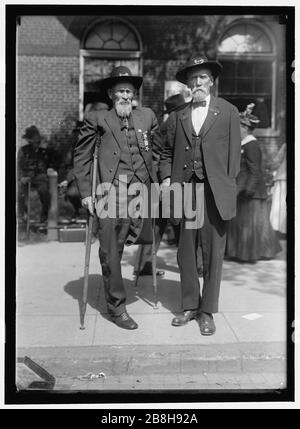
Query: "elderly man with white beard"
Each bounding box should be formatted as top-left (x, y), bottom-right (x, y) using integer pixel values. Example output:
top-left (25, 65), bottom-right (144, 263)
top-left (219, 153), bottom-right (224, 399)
top-left (74, 66), bottom-right (163, 330)
top-left (159, 55), bottom-right (241, 336)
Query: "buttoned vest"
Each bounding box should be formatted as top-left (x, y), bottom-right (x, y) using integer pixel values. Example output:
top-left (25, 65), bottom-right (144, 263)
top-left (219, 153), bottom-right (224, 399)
top-left (183, 125), bottom-right (205, 182)
top-left (115, 116), bottom-right (149, 184)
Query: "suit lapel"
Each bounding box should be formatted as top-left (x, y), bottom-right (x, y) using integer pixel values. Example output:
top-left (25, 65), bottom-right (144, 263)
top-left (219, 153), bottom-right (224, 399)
top-left (200, 95), bottom-right (220, 137)
top-left (104, 109), bottom-right (123, 149)
top-left (179, 103), bottom-right (193, 146)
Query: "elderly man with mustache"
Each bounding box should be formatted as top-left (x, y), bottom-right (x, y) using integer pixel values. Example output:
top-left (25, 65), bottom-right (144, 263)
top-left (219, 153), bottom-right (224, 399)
top-left (74, 66), bottom-right (162, 330)
top-left (159, 55), bottom-right (241, 335)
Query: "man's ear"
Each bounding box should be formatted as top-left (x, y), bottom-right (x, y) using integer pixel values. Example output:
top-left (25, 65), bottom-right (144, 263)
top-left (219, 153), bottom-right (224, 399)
top-left (107, 89), bottom-right (113, 100)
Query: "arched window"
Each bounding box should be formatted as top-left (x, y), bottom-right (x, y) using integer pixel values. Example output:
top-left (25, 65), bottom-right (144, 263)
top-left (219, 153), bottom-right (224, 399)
top-left (83, 19), bottom-right (140, 51)
top-left (217, 21), bottom-right (276, 130)
top-left (80, 18), bottom-right (142, 119)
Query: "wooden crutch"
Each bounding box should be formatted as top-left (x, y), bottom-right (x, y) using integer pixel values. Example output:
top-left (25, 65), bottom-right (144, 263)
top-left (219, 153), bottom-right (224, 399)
top-left (80, 135), bottom-right (100, 330)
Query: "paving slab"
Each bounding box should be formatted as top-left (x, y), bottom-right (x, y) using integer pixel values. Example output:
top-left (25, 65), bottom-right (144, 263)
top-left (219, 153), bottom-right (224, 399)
top-left (16, 315), bottom-right (97, 348)
top-left (223, 312), bottom-right (286, 342)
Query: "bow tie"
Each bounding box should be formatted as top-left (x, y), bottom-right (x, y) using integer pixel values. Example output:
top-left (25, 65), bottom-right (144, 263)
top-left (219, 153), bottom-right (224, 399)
top-left (193, 100), bottom-right (207, 108)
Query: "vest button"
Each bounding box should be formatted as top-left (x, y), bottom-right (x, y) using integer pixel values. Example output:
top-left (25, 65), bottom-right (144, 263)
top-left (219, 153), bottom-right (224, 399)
top-left (185, 146), bottom-right (189, 151)
top-left (114, 151), bottom-right (117, 155)
top-left (183, 164), bottom-right (187, 169)
top-left (109, 169), bottom-right (112, 173)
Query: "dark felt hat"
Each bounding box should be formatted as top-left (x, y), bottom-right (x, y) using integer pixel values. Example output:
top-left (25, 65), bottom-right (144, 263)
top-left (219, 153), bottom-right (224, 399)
top-left (101, 66), bottom-right (143, 91)
top-left (239, 103), bottom-right (260, 128)
top-left (22, 126), bottom-right (42, 142)
top-left (163, 93), bottom-right (187, 114)
top-left (176, 55), bottom-right (223, 84)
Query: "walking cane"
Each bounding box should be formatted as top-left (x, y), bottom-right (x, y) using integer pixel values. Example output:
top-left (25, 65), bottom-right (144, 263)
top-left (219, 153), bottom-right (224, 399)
top-left (134, 246), bottom-right (143, 294)
top-left (152, 217), bottom-right (159, 309)
top-left (26, 179), bottom-right (31, 239)
top-left (80, 135), bottom-right (100, 330)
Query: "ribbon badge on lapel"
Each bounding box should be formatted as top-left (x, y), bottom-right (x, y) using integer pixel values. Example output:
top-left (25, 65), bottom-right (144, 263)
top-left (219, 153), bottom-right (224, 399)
top-left (140, 131), bottom-right (150, 152)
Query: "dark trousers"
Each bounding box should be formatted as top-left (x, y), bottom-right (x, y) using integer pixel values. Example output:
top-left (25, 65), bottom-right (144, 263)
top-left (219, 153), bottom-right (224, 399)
top-left (18, 174), bottom-right (50, 221)
top-left (98, 216), bottom-right (133, 316)
top-left (177, 180), bottom-right (228, 314)
top-left (97, 176), bottom-right (151, 315)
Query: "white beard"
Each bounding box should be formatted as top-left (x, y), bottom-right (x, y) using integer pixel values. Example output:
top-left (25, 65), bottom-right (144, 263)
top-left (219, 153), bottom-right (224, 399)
top-left (115, 101), bottom-right (132, 118)
top-left (192, 89), bottom-right (207, 102)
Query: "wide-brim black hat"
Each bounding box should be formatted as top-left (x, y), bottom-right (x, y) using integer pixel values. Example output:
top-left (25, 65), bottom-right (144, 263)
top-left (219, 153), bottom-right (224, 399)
top-left (176, 55), bottom-right (223, 84)
top-left (101, 66), bottom-right (143, 91)
top-left (163, 93), bottom-right (187, 114)
top-left (22, 125), bottom-right (42, 141)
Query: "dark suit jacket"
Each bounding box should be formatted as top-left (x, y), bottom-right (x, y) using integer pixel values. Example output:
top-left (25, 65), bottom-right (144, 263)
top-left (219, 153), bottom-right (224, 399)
top-left (74, 106), bottom-right (163, 199)
top-left (159, 96), bottom-right (241, 221)
top-left (237, 138), bottom-right (267, 199)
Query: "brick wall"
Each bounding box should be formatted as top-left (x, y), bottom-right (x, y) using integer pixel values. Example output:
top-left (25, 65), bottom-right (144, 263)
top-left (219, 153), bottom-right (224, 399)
top-left (17, 55), bottom-right (80, 145)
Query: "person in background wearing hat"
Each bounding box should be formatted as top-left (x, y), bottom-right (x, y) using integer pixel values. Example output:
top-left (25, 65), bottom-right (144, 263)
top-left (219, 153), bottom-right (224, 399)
top-left (74, 66), bottom-right (163, 330)
top-left (18, 125), bottom-right (57, 224)
top-left (225, 103), bottom-right (281, 262)
top-left (159, 55), bottom-right (241, 336)
top-left (133, 93), bottom-right (187, 277)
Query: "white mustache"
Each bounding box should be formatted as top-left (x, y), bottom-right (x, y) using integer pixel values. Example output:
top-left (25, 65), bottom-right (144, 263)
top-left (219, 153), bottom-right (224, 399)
top-left (192, 88), bottom-right (204, 94)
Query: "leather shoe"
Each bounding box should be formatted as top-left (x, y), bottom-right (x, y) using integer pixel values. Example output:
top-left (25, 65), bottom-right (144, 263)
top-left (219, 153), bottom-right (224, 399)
top-left (171, 310), bottom-right (198, 327)
top-left (198, 312), bottom-right (216, 336)
top-left (111, 311), bottom-right (138, 330)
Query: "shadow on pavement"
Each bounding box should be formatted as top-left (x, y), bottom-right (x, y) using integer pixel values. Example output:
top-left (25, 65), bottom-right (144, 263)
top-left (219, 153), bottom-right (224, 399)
top-left (63, 274), bottom-right (182, 322)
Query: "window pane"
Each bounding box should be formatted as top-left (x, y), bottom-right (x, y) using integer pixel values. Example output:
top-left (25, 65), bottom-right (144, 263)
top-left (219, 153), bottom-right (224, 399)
top-left (219, 78), bottom-right (235, 93)
top-left (99, 22), bottom-right (112, 42)
top-left (113, 23), bottom-right (129, 42)
top-left (120, 32), bottom-right (139, 50)
top-left (103, 40), bottom-right (120, 50)
top-left (253, 61), bottom-right (272, 77)
top-left (254, 78), bottom-right (272, 93)
top-left (237, 61), bottom-right (254, 77)
top-left (218, 23), bottom-right (273, 53)
top-left (237, 78), bottom-right (253, 93)
top-left (85, 33), bottom-right (104, 49)
top-left (220, 61), bottom-right (235, 77)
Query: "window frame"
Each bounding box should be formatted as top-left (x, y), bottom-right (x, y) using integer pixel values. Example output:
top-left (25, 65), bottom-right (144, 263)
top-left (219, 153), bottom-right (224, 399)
top-left (79, 17), bottom-right (143, 120)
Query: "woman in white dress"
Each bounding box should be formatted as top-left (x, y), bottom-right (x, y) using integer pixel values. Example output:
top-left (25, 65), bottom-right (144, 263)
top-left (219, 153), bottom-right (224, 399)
top-left (269, 143), bottom-right (286, 234)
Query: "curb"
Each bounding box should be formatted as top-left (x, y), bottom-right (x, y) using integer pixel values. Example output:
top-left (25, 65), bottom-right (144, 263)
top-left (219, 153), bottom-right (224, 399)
top-left (17, 342), bottom-right (286, 378)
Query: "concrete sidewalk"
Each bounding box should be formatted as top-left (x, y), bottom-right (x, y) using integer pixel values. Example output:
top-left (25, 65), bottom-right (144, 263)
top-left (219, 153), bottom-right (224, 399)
top-left (16, 239), bottom-right (287, 391)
